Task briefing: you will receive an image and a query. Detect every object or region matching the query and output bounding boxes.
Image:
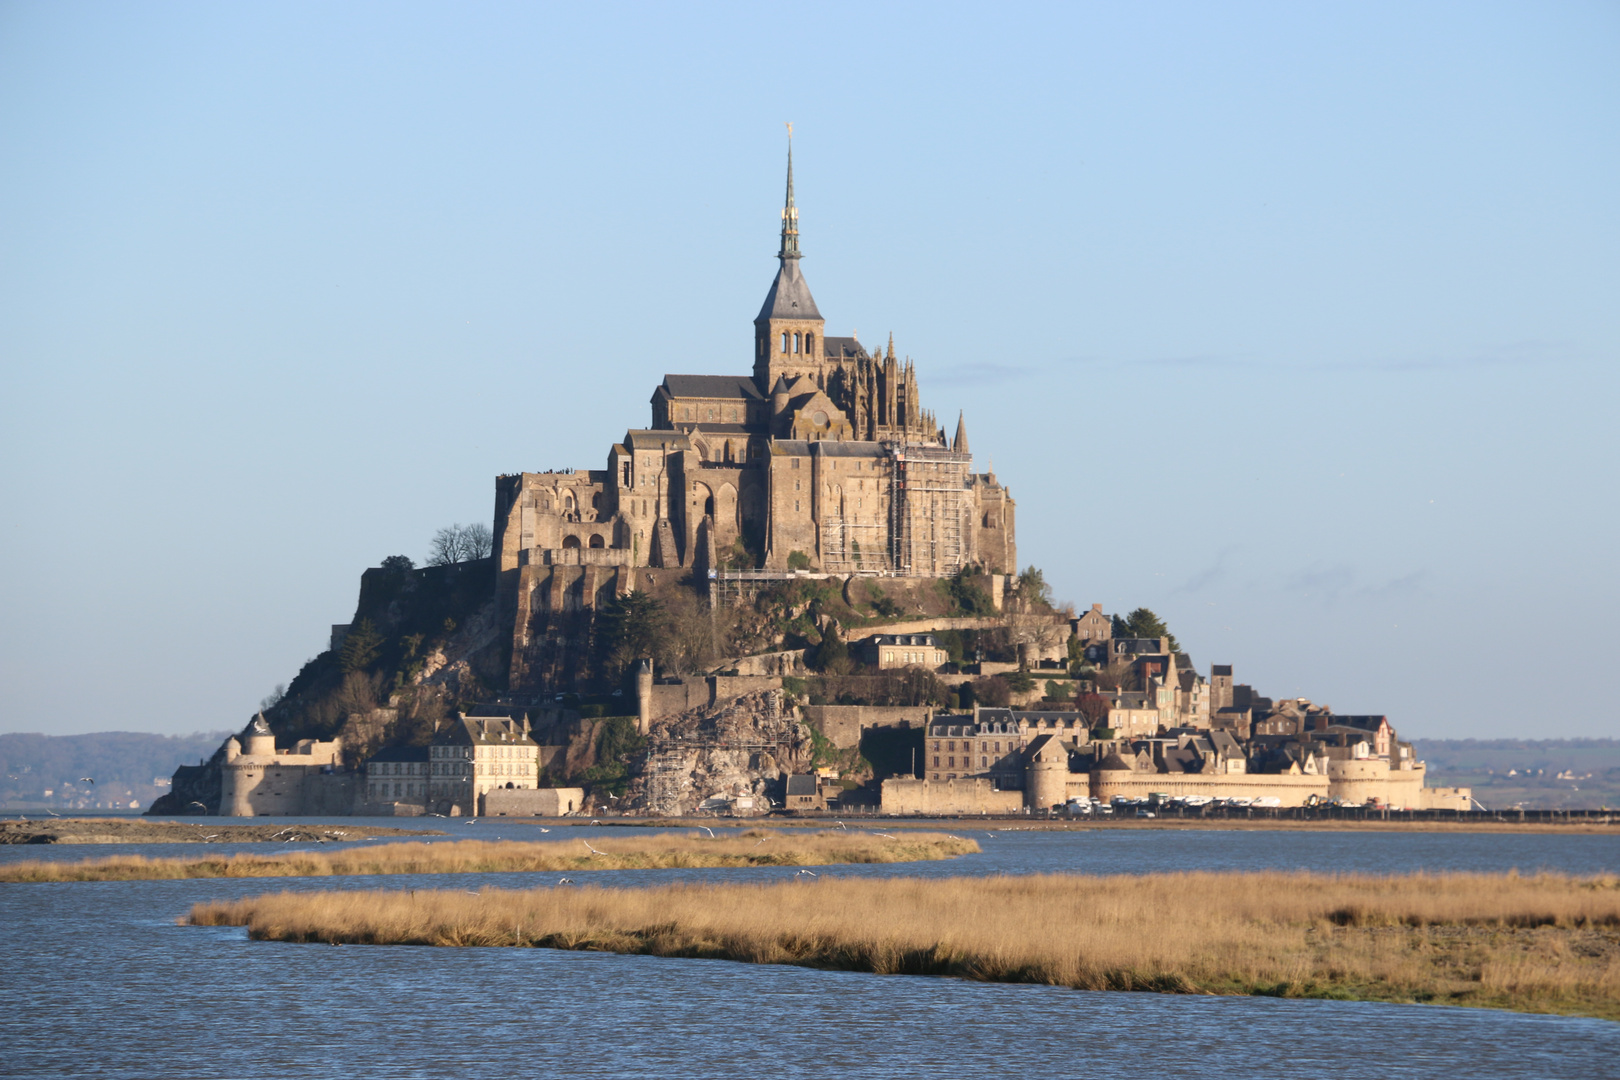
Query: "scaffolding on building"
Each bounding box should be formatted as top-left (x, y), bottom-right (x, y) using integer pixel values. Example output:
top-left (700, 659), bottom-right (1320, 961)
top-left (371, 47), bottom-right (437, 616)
top-left (889, 443), bottom-right (972, 577)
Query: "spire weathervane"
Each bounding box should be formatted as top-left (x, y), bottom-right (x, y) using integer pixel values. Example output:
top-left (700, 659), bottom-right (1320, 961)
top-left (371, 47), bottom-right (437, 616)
top-left (779, 125), bottom-right (800, 263)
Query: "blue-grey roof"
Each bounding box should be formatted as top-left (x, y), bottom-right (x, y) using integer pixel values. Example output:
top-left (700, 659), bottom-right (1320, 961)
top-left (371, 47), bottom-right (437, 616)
top-left (367, 745), bottom-right (429, 763)
top-left (660, 375), bottom-right (765, 401)
top-left (755, 260), bottom-right (822, 322)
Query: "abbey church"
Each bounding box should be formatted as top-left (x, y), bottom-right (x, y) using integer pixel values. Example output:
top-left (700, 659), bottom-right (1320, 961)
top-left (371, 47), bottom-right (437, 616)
top-left (492, 144), bottom-right (1016, 632)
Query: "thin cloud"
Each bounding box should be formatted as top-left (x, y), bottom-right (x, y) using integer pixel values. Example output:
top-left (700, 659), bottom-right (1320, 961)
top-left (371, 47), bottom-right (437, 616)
top-left (931, 362), bottom-right (1034, 386)
top-left (1174, 548), bottom-right (1235, 594)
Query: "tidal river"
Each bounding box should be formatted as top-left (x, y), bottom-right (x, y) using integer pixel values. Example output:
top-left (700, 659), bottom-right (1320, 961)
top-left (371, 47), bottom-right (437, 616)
top-left (2, 818), bottom-right (1616, 1078)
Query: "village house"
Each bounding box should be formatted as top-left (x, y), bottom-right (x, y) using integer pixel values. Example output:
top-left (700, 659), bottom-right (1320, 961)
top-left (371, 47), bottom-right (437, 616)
top-left (858, 632), bottom-right (949, 670)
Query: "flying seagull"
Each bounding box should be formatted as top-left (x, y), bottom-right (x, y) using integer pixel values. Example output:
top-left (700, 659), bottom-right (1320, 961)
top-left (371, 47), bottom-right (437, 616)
top-left (557, 877), bottom-right (575, 885)
top-left (795, 869), bottom-right (818, 877)
top-left (537, 827), bottom-right (551, 833)
top-left (79, 778), bottom-right (94, 784)
top-left (697, 826), bottom-right (715, 838)
top-left (583, 840), bottom-right (606, 856)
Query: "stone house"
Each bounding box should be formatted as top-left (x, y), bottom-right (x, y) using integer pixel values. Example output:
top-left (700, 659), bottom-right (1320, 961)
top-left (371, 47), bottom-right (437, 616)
top-left (784, 773), bottom-right (825, 811)
top-left (428, 715), bottom-right (540, 817)
top-left (362, 745), bottom-right (430, 812)
top-left (858, 632), bottom-right (949, 670)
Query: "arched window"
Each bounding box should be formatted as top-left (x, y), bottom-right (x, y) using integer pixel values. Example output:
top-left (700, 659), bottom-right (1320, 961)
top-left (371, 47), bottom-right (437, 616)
top-left (805, 332), bottom-right (814, 355)
top-left (588, 535), bottom-right (605, 549)
top-left (562, 535), bottom-right (582, 549)
top-left (781, 331), bottom-right (789, 353)
top-left (793, 332), bottom-right (801, 354)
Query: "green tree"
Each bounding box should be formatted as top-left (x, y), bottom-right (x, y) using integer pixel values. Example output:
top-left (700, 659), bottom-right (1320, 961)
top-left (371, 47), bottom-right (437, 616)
top-left (595, 591), bottom-right (667, 680)
top-left (810, 622), bottom-right (850, 675)
top-left (1016, 566), bottom-right (1053, 611)
top-left (947, 566), bottom-right (996, 615)
top-left (1123, 607), bottom-right (1180, 652)
top-left (338, 618), bottom-right (383, 673)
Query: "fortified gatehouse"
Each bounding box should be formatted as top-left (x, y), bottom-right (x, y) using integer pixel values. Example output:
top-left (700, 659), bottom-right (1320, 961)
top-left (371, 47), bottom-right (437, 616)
top-left (495, 142), bottom-right (1016, 689)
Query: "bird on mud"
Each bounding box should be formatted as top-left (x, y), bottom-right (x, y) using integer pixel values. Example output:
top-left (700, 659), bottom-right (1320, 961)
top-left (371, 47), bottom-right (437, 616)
top-left (583, 840), bottom-right (606, 856)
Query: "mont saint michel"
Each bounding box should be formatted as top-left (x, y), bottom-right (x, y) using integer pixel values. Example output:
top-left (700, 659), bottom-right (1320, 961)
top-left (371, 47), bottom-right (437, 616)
top-left (147, 144), bottom-right (1469, 823)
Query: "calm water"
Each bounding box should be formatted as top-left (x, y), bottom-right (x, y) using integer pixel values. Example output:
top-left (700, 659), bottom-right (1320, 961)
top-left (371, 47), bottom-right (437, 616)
top-left (2, 818), bottom-right (1616, 1078)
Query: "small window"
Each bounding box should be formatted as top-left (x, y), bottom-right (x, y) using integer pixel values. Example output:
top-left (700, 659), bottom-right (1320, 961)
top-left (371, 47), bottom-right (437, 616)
top-left (781, 332), bottom-right (789, 353)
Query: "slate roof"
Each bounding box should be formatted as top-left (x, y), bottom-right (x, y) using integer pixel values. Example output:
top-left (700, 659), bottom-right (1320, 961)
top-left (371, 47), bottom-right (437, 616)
top-left (432, 717), bottom-right (538, 748)
top-left (622, 430), bottom-right (692, 451)
top-left (866, 633), bottom-right (941, 647)
top-left (823, 336), bottom-right (868, 361)
top-left (660, 375), bottom-right (765, 401)
top-left (367, 745), bottom-right (430, 764)
top-left (756, 261), bottom-right (822, 322)
top-left (785, 774), bottom-right (819, 796)
top-left (1097, 751), bottom-right (1135, 772)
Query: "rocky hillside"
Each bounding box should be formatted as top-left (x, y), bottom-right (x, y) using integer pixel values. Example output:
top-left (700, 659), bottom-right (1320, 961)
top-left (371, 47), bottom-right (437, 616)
top-left (622, 690), bottom-right (812, 817)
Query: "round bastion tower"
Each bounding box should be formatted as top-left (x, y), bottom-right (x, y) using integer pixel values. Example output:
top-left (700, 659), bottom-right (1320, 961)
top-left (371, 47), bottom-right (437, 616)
top-left (1026, 738), bottom-right (1070, 811)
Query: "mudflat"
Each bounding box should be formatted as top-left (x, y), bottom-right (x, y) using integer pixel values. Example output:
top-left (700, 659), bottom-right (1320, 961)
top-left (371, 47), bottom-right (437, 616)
top-left (0, 818), bottom-right (444, 845)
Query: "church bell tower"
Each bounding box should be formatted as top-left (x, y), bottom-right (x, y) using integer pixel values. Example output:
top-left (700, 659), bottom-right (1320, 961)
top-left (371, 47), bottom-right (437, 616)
top-left (753, 132), bottom-right (826, 393)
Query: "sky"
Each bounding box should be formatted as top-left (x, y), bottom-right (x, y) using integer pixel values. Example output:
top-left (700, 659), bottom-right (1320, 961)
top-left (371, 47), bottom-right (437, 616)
top-left (1, 1), bottom-right (1616, 739)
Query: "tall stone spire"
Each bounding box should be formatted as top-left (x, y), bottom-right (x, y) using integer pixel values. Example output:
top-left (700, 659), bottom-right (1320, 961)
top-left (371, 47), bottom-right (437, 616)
top-left (754, 129), bottom-right (824, 392)
top-left (953, 411), bottom-right (970, 454)
top-left (779, 133), bottom-right (800, 262)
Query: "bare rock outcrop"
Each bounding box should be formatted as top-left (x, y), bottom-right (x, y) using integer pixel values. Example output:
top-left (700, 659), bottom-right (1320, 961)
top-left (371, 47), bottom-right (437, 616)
top-left (622, 690), bottom-right (812, 817)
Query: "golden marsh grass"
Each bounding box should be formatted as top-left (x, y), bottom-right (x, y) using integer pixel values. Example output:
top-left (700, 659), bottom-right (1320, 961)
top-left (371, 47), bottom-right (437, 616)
top-left (188, 871), bottom-right (1620, 1018)
top-left (0, 830), bottom-right (976, 882)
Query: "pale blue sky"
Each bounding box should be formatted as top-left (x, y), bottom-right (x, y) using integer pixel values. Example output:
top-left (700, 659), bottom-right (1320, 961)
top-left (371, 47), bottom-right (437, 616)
top-left (1, 2), bottom-right (1616, 738)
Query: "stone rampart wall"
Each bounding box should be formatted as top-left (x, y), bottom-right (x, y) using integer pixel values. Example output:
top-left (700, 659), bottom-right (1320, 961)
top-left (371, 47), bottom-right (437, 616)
top-left (481, 787), bottom-right (587, 817)
top-left (1327, 759), bottom-right (1428, 809)
top-left (800, 705), bottom-right (932, 749)
top-left (880, 777), bottom-right (1022, 815)
top-left (1091, 770), bottom-right (1329, 807)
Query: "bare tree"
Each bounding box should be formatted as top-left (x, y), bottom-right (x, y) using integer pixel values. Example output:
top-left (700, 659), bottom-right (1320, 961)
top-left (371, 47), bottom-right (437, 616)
top-left (428, 523), bottom-right (495, 566)
top-left (1006, 612), bottom-right (1065, 667)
